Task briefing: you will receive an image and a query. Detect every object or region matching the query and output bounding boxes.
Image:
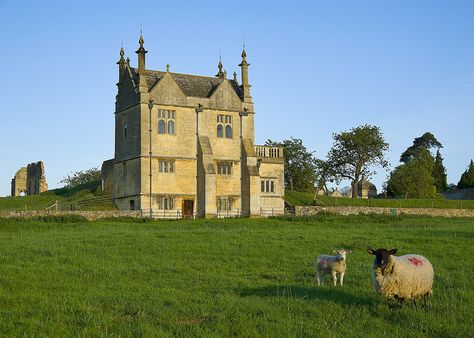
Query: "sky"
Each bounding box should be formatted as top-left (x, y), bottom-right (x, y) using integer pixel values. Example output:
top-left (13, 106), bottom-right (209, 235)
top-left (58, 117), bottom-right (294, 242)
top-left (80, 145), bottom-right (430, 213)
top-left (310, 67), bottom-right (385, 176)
top-left (0, 0), bottom-right (473, 196)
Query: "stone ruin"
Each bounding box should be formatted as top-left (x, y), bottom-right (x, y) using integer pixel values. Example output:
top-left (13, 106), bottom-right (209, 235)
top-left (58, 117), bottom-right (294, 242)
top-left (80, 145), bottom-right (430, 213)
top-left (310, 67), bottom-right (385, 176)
top-left (11, 161), bottom-right (48, 196)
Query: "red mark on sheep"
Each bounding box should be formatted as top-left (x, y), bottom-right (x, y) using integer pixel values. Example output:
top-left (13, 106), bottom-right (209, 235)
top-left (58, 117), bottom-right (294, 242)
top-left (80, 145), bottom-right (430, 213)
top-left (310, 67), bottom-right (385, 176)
top-left (408, 257), bottom-right (424, 266)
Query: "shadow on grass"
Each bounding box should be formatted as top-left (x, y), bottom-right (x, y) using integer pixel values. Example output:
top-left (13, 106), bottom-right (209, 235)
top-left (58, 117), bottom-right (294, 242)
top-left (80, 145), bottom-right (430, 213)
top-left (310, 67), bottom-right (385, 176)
top-left (239, 285), bottom-right (373, 307)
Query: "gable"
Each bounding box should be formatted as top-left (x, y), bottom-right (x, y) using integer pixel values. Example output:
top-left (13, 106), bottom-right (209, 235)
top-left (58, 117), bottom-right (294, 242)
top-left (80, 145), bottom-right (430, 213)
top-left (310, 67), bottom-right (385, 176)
top-left (208, 80), bottom-right (242, 111)
top-left (149, 73), bottom-right (187, 106)
top-left (116, 71), bottom-right (139, 110)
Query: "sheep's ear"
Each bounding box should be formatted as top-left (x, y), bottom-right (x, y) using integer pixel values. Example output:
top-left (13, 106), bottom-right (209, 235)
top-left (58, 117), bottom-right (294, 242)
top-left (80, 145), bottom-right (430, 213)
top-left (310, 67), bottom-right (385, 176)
top-left (347, 250), bottom-right (352, 254)
top-left (388, 248), bottom-right (398, 255)
top-left (367, 248), bottom-right (376, 255)
top-left (333, 250), bottom-right (338, 254)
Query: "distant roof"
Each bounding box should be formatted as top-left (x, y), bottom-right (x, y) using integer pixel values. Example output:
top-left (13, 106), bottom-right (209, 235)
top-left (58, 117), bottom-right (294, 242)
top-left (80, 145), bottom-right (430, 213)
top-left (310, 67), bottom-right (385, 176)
top-left (132, 68), bottom-right (242, 99)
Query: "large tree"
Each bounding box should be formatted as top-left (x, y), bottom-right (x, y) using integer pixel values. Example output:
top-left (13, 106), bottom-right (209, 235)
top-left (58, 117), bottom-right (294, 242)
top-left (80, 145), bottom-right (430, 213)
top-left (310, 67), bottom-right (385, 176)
top-left (326, 124), bottom-right (389, 198)
top-left (457, 160), bottom-right (474, 189)
top-left (433, 150), bottom-right (448, 192)
top-left (400, 132), bottom-right (442, 164)
top-left (265, 137), bottom-right (318, 191)
top-left (386, 161), bottom-right (437, 198)
top-left (60, 167), bottom-right (101, 188)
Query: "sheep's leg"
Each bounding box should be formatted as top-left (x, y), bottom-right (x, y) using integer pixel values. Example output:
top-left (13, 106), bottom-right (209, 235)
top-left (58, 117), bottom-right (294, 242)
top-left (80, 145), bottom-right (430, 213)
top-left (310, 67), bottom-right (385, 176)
top-left (397, 297), bottom-right (404, 309)
top-left (412, 299), bottom-right (417, 309)
top-left (340, 272), bottom-right (345, 286)
top-left (316, 270), bottom-right (321, 286)
top-left (423, 293), bottom-right (430, 310)
top-left (331, 271), bottom-right (337, 286)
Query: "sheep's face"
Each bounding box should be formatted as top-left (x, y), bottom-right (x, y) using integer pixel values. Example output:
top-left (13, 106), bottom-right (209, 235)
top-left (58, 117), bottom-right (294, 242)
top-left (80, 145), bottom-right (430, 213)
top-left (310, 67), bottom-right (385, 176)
top-left (333, 249), bottom-right (352, 261)
top-left (367, 248), bottom-right (398, 272)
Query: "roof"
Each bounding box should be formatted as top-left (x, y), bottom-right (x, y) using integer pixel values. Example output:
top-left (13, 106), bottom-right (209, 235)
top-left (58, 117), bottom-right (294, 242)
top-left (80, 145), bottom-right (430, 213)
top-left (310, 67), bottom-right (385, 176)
top-left (133, 68), bottom-right (242, 99)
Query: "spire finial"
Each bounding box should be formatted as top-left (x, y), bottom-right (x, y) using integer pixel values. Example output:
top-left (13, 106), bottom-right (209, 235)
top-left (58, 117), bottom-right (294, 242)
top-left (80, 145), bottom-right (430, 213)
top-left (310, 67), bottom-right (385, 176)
top-left (139, 32), bottom-right (144, 48)
top-left (166, 63), bottom-right (170, 72)
top-left (216, 53), bottom-right (224, 78)
top-left (233, 71), bottom-right (237, 82)
top-left (120, 47), bottom-right (124, 58)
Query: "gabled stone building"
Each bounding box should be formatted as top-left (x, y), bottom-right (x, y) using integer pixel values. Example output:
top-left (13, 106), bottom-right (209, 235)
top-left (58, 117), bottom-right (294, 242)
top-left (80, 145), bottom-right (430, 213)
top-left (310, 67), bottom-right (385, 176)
top-left (102, 35), bottom-right (284, 217)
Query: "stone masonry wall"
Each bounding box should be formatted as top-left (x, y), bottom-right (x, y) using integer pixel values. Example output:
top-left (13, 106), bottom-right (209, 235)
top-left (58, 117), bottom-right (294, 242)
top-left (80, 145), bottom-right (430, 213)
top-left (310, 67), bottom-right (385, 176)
top-left (295, 206), bottom-right (474, 218)
top-left (0, 210), bottom-right (143, 221)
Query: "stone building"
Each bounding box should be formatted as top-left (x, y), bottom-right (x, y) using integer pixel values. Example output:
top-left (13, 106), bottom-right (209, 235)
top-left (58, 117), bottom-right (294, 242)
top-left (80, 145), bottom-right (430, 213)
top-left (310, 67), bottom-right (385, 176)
top-left (11, 161), bottom-right (48, 196)
top-left (102, 35), bottom-right (284, 217)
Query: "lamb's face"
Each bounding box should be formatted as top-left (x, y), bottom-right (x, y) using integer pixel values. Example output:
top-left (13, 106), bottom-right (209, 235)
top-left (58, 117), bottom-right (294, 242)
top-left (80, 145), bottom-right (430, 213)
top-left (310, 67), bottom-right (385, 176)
top-left (333, 249), bottom-right (352, 261)
top-left (367, 248), bottom-right (398, 272)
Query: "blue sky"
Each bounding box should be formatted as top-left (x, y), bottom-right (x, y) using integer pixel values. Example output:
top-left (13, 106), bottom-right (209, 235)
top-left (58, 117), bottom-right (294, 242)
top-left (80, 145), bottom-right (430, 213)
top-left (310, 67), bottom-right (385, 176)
top-left (0, 0), bottom-right (473, 196)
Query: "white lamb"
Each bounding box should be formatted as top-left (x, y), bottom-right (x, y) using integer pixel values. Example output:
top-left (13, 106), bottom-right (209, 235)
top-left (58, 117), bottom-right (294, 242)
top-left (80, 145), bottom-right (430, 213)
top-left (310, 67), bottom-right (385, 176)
top-left (367, 248), bottom-right (434, 309)
top-left (315, 249), bottom-right (352, 286)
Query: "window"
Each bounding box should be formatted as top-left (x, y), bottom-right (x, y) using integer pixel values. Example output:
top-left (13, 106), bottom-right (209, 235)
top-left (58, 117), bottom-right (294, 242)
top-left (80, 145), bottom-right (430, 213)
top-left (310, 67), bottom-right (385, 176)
top-left (157, 195), bottom-right (174, 210)
top-left (217, 124), bottom-right (223, 138)
top-left (217, 161), bottom-right (232, 175)
top-left (122, 114), bottom-right (128, 138)
top-left (225, 125), bottom-right (232, 138)
top-left (158, 159), bottom-right (174, 173)
top-left (217, 114), bottom-right (232, 138)
top-left (158, 109), bottom-right (176, 134)
top-left (261, 179), bottom-right (276, 193)
top-left (217, 196), bottom-right (233, 211)
top-left (129, 200), bottom-right (135, 210)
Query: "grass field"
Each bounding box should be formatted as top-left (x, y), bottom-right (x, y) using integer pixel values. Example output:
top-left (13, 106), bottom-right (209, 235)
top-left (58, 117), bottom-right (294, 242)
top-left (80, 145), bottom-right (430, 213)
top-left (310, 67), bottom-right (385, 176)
top-left (0, 215), bottom-right (473, 337)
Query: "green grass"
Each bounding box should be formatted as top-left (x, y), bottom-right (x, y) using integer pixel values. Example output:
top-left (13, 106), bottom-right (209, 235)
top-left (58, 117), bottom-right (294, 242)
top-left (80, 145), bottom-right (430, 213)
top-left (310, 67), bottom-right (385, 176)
top-left (0, 181), bottom-right (116, 211)
top-left (0, 215), bottom-right (473, 337)
top-left (286, 190), bottom-right (474, 209)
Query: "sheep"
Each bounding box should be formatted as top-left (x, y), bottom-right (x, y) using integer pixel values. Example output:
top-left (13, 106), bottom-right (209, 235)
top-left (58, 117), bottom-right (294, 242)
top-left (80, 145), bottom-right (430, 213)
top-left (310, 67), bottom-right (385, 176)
top-left (315, 249), bottom-right (352, 286)
top-left (367, 248), bottom-right (434, 309)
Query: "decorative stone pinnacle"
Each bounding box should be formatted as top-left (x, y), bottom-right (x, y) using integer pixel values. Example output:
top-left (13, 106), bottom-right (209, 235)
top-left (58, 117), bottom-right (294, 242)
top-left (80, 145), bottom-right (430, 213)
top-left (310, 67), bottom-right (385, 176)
top-left (166, 64), bottom-right (170, 72)
top-left (139, 34), bottom-right (144, 48)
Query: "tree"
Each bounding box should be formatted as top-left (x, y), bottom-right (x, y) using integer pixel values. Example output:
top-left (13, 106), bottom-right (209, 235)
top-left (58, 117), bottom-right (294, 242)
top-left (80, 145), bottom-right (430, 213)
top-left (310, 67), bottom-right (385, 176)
top-left (433, 150), bottom-right (448, 192)
top-left (386, 160), bottom-right (437, 198)
top-left (60, 167), bottom-right (101, 188)
top-left (314, 159), bottom-right (337, 195)
top-left (265, 137), bottom-right (317, 191)
top-left (400, 132), bottom-right (442, 164)
top-left (326, 124), bottom-right (389, 198)
top-left (457, 160), bottom-right (474, 189)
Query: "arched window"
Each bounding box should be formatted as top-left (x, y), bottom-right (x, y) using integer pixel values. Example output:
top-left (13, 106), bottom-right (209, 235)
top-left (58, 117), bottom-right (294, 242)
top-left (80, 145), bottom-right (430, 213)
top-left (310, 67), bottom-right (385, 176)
top-left (225, 125), bottom-right (232, 138)
top-left (217, 124), bottom-right (223, 138)
top-left (167, 120), bottom-right (175, 134)
top-left (158, 120), bottom-right (165, 134)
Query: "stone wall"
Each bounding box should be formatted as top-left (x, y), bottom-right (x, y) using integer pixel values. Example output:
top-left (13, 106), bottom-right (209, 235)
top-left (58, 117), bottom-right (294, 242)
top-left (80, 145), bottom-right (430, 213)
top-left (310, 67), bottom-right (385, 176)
top-left (11, 167), bottom-right (27, 196)
top-left (295, 206), bottom-right (474, 218)
top-left (0, 210), bottom-right (143, 221)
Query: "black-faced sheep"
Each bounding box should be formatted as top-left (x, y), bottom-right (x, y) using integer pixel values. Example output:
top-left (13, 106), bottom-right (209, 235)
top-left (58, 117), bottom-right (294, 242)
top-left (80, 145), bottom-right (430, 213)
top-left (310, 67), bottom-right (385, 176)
top-left (315, 249), bottom-right (352, 286)
top-left (367, 248), bottom-right (434, 309)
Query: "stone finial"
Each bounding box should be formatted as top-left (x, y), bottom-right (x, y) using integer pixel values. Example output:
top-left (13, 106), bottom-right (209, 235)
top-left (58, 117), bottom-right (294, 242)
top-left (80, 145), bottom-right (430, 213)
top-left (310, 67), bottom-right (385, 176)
top-left (117, 47), bottom-right (126, 67)
top-left (233, 71), bottom-right (237, 82)
top-left (241, 48), bottom-right (247, 61)
top-left (135, 32), bottom-right (148, 73)
top-left (216, 58), bottom-right (224, 78)
top-left (166, 63), bottom-right (170, 72)
top-left (126, 57), bottom-right (130, 65)
top-left (224, 69), bottom-right (227, 78)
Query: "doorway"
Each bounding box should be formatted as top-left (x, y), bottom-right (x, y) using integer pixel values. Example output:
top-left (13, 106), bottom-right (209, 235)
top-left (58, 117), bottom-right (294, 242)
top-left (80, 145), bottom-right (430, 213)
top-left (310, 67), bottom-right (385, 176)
top-left (182, 200), bottom-right (194, 218)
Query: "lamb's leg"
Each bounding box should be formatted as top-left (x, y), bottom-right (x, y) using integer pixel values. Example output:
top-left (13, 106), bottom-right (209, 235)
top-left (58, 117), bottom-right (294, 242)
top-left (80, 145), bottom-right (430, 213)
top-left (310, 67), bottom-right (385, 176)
top-left (397, 297), bottom-right (404, 309)
top-left (412, 299), bottom-right (417, 309)
top-left (316, 269), bottom-right (321, 286)
top-left (340, 272), bottom-right (345, 286)
top-left (331, 271), bottom-right (337, 286)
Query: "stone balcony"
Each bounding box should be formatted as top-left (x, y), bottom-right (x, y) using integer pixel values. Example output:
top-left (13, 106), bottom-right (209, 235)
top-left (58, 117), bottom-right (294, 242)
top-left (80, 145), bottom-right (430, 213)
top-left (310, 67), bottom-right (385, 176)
top-left (254, 145), bottom-right (284, 163)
